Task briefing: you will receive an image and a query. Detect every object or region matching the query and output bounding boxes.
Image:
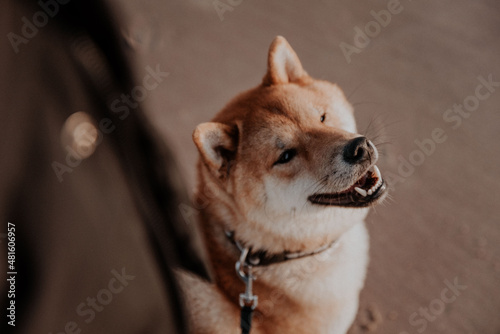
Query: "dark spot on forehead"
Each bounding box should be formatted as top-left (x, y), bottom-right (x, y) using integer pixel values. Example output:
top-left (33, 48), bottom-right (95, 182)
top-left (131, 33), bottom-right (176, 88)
top-left (276, 138), bottom-right (285, 149)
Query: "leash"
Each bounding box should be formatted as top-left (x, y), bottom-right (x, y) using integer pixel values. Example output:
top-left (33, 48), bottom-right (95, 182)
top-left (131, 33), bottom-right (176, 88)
top-left (230, 232), bottom-right (340, 333)
top-left (235, 247), bottom-right (258, 334)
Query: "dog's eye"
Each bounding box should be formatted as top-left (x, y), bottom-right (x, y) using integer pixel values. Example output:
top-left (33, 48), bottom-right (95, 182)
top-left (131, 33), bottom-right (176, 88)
top-left (274, 149), bottom-right (297, 165)
top-left (320, 114), bottom-right (326, 123)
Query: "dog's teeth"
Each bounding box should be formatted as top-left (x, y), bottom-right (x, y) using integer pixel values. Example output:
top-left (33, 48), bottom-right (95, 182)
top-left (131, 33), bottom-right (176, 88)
top-left (354, 166), bottom-right (383, 198)
top-left (373, 165), bottom-right (382, 179)
top-left (362, 165), bottom-right (384, 196)
top-left (354, 187), bottom-right (367, 197)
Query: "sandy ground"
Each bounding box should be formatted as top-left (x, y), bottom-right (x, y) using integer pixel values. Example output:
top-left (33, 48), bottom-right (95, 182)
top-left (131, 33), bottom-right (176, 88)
top-left (114, 0), bottom-right (500, 333)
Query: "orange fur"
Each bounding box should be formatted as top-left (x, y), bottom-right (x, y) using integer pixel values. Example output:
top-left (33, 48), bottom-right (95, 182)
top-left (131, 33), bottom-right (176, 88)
top-left (178, 36), bottom-right (386, 334)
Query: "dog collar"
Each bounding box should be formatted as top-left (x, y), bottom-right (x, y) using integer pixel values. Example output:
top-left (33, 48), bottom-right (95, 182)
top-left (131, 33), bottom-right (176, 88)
top-left (224, 230), bottom-right (338, 267)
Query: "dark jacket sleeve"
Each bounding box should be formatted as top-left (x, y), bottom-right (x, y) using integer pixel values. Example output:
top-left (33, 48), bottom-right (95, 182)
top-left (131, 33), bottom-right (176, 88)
top-left (0, 0), bottom-right (209, 333)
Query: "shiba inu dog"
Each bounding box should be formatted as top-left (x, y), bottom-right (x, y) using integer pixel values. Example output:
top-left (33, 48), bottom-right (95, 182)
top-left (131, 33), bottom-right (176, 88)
top-left (178, 36), bottom-right (387, 334)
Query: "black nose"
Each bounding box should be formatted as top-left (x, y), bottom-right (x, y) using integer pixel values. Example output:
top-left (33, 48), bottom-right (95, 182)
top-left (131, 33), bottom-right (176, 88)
top-left (343, 136), bottom-right (370, 164)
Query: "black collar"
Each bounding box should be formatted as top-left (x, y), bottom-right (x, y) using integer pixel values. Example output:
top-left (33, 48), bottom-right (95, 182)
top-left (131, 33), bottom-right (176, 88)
top-left (225, 231), bottom-right (337, 267)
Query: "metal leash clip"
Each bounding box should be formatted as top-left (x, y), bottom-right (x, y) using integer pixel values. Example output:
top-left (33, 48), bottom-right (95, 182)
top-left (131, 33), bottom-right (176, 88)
top-left (235, 247), bottom-right (258, 310)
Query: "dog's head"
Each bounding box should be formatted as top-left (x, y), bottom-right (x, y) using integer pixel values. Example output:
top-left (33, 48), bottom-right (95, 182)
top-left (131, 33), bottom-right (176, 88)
top-left (193, 36), bottom-right (387, 252)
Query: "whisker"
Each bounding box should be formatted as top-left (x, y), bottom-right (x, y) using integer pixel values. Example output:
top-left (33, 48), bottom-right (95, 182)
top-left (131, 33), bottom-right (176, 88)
top-left (370, 141), bottom-right (394, 147)
top-left (305, 174), bottom-right (329, 193)
top-left (346, 81), bottom-right (367, 100)
top-left (351, 101), bottom-right (380, 107)
top-left (299, 176), bottom-right (331, 213)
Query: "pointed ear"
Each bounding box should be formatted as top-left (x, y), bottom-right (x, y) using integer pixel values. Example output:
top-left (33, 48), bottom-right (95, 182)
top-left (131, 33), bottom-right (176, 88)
top-left (193, 122), bottom-right (238, 181)
top-left (263, 36), bottom-right (308, 85)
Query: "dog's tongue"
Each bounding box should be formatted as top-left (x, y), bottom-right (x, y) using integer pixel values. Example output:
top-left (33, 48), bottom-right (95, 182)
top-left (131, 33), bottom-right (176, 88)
top-left (353, 174), bottom-right (368, 188)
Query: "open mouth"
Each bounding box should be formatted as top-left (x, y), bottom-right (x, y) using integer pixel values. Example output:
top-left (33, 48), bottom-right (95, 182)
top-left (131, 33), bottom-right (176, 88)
top-left (308, 165), bottom-right (387, 207)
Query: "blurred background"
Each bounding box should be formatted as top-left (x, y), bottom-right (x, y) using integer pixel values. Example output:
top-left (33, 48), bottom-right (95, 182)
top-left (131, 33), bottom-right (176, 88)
top-left (112, 0), bottom-right (500, 333)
